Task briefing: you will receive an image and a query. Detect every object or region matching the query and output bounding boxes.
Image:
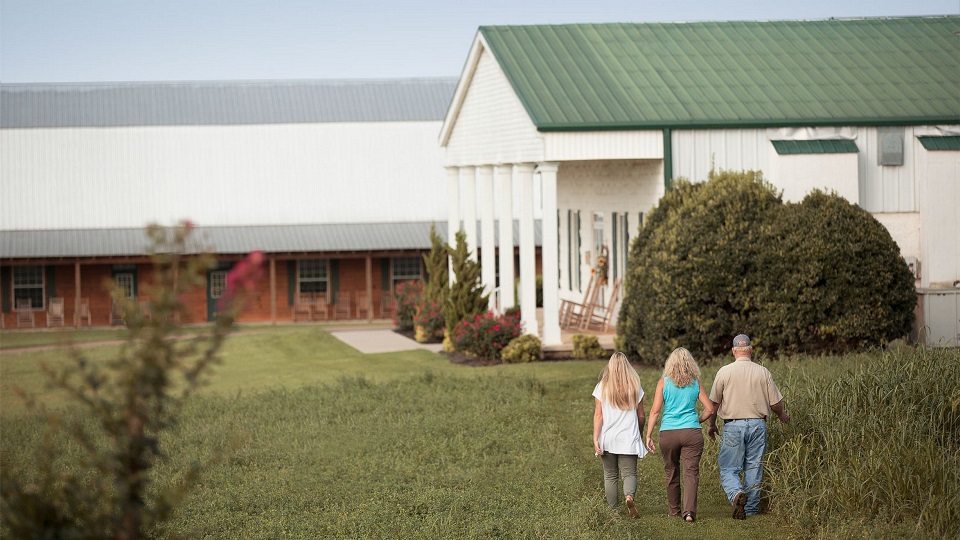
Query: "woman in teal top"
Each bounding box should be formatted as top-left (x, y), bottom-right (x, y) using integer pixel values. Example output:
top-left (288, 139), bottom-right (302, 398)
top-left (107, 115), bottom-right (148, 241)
top-left (645, 347), bottom-right (715, 522)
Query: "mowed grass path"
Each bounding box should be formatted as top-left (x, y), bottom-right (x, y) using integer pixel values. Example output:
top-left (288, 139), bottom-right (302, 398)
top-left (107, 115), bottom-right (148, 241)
top-left (2, 326), bottom-right (801, 539)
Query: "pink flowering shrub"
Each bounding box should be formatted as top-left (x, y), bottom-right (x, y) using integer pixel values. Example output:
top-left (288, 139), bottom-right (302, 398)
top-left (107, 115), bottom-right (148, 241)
top-left (414, 300), bottom-right (445, 342)
top-left (393, 280), bottom-right (422, 331)
top-left (452, 311), bottom-right (524, 361)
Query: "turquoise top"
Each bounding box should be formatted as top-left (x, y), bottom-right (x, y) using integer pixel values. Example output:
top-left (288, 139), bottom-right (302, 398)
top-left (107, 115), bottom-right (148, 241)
top-left (660, 378), bottom-right (701, 431)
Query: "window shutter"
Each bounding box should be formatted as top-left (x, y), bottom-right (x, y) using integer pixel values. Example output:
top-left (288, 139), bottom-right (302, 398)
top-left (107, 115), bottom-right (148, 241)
top-left (612, 213), bottom-right (619, 281)
top-left (1, 266), bottom-right (9, 313)
top-left (330, 260), bottom-right (340, 304)
top-left (287, 261), bottom-right (296, 306)
top-left (381, 258), bottom-right (391, 293)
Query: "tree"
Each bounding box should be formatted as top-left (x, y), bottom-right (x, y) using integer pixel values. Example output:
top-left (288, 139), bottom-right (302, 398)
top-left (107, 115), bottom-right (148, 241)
top-left (0, 221), bottom-right (264, 539)
top-left (443, 230), bottom-right (488, 350)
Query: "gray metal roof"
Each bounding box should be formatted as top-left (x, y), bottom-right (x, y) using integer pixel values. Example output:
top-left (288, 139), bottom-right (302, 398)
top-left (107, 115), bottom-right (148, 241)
top-left (0, 78), bottom-right (458, 128)
top-left (0, 221), bottom-right (542, 259)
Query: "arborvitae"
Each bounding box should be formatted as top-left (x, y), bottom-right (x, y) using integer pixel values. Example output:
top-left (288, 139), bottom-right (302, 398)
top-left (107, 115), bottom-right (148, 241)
top-left (421, 223), bottom-right (448, 308)
top-left (444, 230), bottom-right (488, 338)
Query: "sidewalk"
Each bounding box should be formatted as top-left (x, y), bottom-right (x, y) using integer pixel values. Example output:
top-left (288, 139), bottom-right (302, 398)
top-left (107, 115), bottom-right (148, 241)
top-left (328, 327), bottom-right (443, 354)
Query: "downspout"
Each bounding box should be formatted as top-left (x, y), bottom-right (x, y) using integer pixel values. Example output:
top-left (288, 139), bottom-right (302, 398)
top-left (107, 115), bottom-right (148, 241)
top-left (663, 128), bottom-right (673, 191)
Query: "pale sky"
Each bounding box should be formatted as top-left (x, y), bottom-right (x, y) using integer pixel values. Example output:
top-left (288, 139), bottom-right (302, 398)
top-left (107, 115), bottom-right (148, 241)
top-left (1, 0), bottom-right (957, 83)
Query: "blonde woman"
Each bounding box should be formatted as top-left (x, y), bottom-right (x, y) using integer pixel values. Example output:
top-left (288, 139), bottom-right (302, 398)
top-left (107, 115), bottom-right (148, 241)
top-left (593, 352), bottom-right (648, 517)
top-left (645, 347), bottom-right (715, 522)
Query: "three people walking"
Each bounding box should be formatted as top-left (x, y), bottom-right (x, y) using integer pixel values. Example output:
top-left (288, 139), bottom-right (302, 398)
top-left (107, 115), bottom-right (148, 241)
top-left (594, 334), bottom-right (788, 521)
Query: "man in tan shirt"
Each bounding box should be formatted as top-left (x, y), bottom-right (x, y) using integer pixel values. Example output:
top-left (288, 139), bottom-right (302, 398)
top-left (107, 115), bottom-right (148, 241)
top-left (707, 334), bottom-right (789, 519)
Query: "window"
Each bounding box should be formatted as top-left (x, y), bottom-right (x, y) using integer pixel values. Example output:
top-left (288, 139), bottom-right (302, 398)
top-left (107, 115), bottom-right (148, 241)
top-left (391, 256), bottom-right (422, 292)
top-left (13, 266), bottom-right (44, 309)
top-left (299, 259), bottom-right (329, 298)
top-left (114, 273), bottom-right (135, 299)
top-left (593, 212), bottom-right (605, 255)
top-left (209, 271), bottom-right (227, 299)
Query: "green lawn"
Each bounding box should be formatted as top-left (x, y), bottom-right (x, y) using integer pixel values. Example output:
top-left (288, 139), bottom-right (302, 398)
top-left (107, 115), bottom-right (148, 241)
top-left (3, 326), bottom-right (949, 538)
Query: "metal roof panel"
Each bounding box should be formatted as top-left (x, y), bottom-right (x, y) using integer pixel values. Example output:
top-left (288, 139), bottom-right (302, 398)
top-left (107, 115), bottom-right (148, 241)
top-left (479, 17), bottom-right (960, 130)
top-left (0, 78), bottom-right (458, 128)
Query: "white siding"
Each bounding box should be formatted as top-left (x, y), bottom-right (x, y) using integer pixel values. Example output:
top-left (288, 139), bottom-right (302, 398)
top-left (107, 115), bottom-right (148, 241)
top-left (1, 122), bottom-right (447, 230)
top-left (671, 128), bottom-right (771, 183)
top-left (544, 131), bottom-right (662, 161)
top-left (443, 49), bottom-right (543, 166)
top-left (859, 126), bottom-right (917, 213)
top-left (873, 212), bottom-right (921, 270)
top-left (916, 143), bottom-right (960, 287)
top-left (769, 153), bottom-right (860, 204)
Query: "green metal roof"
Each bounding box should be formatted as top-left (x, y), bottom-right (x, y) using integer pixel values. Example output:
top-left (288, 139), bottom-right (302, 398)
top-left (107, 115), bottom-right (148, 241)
top-left (771, 140), bottom-right (859, 154)
top-left (479, 17), bottom-right (960, 131)
top-left (918, 136), bottom-right (960, 150)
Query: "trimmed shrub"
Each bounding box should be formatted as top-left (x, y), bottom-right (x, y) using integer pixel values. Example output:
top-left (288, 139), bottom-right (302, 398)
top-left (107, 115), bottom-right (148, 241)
top-left (617, 170), bottom-right (781, 363)
top-left (393, 280), bottom-right (422, 331)
top-left (452, 311), bottom-right (523, 361)
top-left (571, 334), bottom-right (605, 360)
top-left (752, 191), bottom-right (916, 353)
top-left (501, 334), bottom-right (542, 363)
top-left (617, 169), bottom-right (916, 362)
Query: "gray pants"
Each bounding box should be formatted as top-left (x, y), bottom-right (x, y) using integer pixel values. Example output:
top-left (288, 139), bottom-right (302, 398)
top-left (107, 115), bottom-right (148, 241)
top-left (600, 453), bottom-right (638, 507)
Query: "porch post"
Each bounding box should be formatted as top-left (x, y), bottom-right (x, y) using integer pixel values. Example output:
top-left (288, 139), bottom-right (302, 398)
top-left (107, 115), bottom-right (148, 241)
top-left (516, 163), bottom-right (538, 337)
top-left (446, 167), bottom-right (461, 279)
top-left (537, 162), bottom-right (561, 345)
top-left (477, 165), bottom-right (497, 311)
top-left (365, 255), bottom-right (373, 322)
top-left (74, 261), bottom-right (81, 328)
top-left (461, 166), bottom-right (478, 260)
top-left (497, 164), bottom-right (515, 310)
top-left (270, 257), bottom-right (277, 325)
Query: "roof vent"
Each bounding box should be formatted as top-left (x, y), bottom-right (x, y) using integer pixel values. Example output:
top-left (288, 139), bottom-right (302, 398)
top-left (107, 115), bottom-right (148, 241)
top-left (878, 127), bottom-right (904, 166)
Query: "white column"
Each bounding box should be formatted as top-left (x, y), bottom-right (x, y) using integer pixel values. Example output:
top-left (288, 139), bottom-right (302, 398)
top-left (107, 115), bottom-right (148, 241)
top-left (446, 167), bottom-right (461, 279)
top-left (461, 166), bottom-right (478, 260)
top-left (537, 162), bottom-right (561, 345)
top-left (477, 166), bottom-right (497, 311)
top-left (516, 163), bottom-right (539, 337)
top-left (497, 164), bottom-right (515, 310)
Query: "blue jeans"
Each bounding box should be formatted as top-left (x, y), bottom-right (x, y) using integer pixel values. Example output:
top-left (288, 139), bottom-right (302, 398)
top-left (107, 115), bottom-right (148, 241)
top-left (718, 418), bottom-right (767, 515)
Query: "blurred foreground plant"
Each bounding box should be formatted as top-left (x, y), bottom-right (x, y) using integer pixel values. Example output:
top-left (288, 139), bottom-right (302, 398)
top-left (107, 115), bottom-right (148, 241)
top-left (0, 221), bottom-right (264, 540)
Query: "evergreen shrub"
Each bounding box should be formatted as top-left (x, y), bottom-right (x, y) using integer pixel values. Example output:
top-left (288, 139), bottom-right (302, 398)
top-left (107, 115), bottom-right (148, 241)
top-left (571, 334), bottom-right (605, 360)
top-left (501, 334), bottom-right (542, 363)
top-left (617, 169), bottom-right (916, 362)
top-left (444, 231), bottom-right (488, 343)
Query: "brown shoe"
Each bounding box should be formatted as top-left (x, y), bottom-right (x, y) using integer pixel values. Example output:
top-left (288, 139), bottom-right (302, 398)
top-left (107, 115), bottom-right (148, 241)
top-left (732, 492), bottom-right (747, 520)
top-left (625, 496), bottom-right (639, 518)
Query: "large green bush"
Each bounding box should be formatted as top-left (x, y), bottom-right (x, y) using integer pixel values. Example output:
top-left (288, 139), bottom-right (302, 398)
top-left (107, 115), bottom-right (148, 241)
top-left (617, 169), bottom-right (916, 362)
top-left (753, 191), bottom-right (916, 353)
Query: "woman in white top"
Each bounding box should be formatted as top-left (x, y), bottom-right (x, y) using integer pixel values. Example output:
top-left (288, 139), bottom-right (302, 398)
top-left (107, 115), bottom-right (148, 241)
top-left (593, 351), bottom-right (648, 516)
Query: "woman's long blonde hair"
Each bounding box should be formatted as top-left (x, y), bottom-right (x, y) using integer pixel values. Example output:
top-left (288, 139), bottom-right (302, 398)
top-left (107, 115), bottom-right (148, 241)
top-left (663, 347), bottom-right (701, 388)
top-left (599, 352), bottom-right (641, 410)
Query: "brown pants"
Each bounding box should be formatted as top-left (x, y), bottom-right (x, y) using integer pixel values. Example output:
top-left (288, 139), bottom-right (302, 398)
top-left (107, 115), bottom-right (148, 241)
top-left (658, 428), bottom-right (704, 518)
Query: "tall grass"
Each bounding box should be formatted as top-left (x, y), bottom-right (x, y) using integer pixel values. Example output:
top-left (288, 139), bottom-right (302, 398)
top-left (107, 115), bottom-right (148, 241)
top-left (766, 346), bottom-right (960, 539)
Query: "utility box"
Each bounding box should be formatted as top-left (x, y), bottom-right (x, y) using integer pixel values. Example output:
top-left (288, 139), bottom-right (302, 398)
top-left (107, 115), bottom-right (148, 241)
top-left (920, 288), bottom-right (960, 348)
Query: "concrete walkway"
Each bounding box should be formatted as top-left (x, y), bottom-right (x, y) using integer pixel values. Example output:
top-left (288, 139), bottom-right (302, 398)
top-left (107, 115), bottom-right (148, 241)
top-left (328, 327), bottom-right (443, 354)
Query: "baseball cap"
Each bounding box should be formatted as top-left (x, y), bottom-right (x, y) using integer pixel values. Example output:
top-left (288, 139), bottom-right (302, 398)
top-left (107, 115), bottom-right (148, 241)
top-left (733, 334), bottom-right (751, 347)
